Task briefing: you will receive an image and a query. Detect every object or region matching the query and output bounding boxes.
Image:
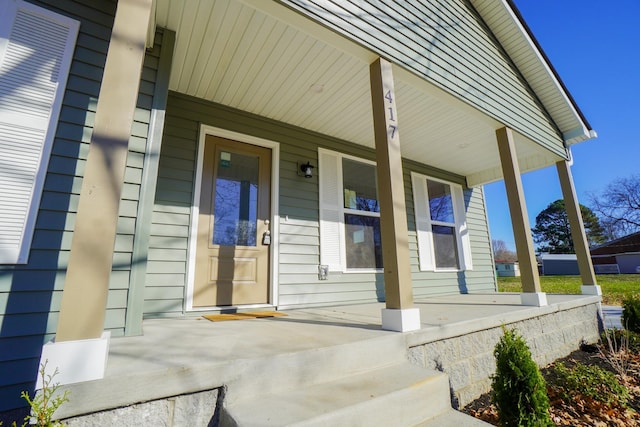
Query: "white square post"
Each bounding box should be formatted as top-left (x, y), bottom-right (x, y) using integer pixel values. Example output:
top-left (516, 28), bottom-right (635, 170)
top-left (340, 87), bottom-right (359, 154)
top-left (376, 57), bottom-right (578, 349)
top-left (37, 332), bottom-right (110, 389)
top-left (381, 308), bottom-right (421, 332)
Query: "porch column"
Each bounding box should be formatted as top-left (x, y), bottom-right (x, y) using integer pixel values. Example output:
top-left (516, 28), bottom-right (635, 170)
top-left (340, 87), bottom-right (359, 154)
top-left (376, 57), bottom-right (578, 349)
top-left (495, 127), bottom-right (547, 306)
top-left (41, 0), bottom-right (153, 386)
top-left (556, 158), bottom-right (601, 295)
top-left (370, 58), bottom-right (420, 332)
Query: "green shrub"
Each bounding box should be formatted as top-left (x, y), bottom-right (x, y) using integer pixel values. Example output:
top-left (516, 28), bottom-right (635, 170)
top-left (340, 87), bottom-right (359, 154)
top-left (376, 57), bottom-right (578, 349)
top-left (622, 296), bottom-right (640, 333)
top-left (20, 361), bottom-right (69, 427)
top-left (491, 327), bottom-right (553, 426)
top-left (551, 361), bottom-right (628, 408)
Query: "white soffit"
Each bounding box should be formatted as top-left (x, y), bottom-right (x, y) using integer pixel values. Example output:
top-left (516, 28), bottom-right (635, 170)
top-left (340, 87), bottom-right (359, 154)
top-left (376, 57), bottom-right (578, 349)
top-left (153, 0), bottom-right (566, 185)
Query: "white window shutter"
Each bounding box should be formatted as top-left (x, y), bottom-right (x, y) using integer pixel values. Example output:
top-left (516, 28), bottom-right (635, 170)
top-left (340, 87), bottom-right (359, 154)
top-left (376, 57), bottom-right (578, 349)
top-left (453, 185), bottom-right (473, 270)
top-left (318, 149), bottom-right (343, 271)
top-left (0, 1), bottom-right (79, 264)
top-left (410, 172), bottom-right (435, 271)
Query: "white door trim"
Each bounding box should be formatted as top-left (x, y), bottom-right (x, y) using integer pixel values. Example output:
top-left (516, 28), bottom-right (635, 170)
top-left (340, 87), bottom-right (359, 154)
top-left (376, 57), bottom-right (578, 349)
top-left (186, 124), bottom-right (280, 311)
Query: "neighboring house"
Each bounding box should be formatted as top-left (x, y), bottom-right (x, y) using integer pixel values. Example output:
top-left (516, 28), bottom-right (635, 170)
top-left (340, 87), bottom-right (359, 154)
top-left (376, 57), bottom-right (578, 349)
top-left (496, 261), bottom-right (520, 277)
top-left (591, 231), bottom-right (640, 274)
top-left (539, 253), bottom-right (580, 276)
top-left (0, 0), bottom-right (599, 414)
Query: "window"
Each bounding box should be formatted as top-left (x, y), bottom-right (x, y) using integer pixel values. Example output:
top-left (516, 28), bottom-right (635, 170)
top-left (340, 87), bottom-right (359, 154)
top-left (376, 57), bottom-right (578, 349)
top-left (342, 158), bottom-right (382, 269)
top-left (319, 149), bottom-right (382, 271)
top-left (0, 1), bottom-right (79, 264)
top-left (411, 172), bottom-right (472, 271)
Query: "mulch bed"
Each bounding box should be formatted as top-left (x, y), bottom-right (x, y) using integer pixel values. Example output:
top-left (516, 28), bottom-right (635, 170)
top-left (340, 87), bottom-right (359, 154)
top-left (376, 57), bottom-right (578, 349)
top-left (462, 344), bottom-right (640, 426)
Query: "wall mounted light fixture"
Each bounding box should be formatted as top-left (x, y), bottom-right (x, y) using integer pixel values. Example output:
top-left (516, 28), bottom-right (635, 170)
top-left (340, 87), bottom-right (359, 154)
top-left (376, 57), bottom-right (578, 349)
top-left (298, 161), bottom-right (314, 178)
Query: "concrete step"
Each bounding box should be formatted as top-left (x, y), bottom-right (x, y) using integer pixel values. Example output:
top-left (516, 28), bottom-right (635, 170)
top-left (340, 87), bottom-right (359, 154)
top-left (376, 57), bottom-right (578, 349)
top-left (222, 362), bottom-right (453, 427)
top-left (223, 333), bottom-right (409, 404)
top-left (414, 409), bottom-right (493, 426)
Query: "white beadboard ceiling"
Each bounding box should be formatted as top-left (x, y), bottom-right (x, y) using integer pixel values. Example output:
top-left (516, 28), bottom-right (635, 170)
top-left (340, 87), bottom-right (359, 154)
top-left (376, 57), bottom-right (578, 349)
top-left (153, 0), bottom-right (567, 186)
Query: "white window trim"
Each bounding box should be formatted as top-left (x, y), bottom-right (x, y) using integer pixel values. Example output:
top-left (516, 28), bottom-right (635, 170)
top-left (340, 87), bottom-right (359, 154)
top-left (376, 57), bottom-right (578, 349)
top-left (411, 172), bottom-right (473, 272)
top-left (319, 148), bottom-right (382, 273)
top-left (0, 0), bottom-right (79, 264)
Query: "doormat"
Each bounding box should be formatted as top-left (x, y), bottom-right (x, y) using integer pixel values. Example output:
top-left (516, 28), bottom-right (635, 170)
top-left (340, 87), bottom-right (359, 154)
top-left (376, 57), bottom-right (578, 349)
top-left (202, 311), bottom-right (288, 322)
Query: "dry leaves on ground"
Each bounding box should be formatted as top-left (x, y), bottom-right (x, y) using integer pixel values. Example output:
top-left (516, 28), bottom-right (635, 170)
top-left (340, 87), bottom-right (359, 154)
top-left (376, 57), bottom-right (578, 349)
top-left (463, 347), bottom-right (640, 426)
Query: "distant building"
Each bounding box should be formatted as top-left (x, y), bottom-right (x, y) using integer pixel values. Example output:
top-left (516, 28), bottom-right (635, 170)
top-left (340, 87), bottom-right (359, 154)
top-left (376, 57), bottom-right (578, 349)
top-left (591, 232), bottom-right (640, 274)
top-left (539, 253), bottom-right (579, 276)
top-left (496, 261), bottom-right (520, 277)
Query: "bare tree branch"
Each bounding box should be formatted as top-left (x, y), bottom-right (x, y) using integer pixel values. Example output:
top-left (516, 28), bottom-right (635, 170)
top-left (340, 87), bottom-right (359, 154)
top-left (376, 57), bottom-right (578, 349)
top-left (590, 175), bottom-right (640, 239)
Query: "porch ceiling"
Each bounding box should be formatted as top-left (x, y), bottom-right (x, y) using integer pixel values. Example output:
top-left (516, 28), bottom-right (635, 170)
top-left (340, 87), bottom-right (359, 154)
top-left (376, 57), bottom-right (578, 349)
top-left (153, 0), bottom-right (563, 187)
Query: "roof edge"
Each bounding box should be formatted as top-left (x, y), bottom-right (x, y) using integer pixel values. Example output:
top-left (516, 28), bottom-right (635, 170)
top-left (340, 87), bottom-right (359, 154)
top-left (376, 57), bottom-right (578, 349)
top-left (505, 0), bottom-right (593, 133)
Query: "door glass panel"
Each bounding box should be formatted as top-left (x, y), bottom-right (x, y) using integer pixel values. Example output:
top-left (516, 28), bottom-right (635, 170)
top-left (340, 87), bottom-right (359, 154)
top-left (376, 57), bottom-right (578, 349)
top-left (212, 151), bottom-right (259, 247)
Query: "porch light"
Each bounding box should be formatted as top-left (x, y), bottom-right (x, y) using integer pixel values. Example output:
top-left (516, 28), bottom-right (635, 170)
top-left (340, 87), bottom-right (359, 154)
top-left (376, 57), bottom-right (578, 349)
top-left (300, 161), bottom-right (314, 178)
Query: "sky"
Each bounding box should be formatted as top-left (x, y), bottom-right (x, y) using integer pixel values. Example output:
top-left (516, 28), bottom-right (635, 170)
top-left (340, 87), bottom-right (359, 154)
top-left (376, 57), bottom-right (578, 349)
top-left (484, 0), bottom-right (640, 251)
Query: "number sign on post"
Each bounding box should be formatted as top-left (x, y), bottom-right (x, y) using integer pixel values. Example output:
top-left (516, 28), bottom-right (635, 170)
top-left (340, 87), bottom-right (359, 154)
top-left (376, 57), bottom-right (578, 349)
top-left (369, 57), bottom-right (413, 310)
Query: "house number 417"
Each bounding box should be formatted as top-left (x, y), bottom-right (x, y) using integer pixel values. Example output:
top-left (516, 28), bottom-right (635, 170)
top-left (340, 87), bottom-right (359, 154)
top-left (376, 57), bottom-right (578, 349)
top-left (385, 90), bottom-right (398, 139)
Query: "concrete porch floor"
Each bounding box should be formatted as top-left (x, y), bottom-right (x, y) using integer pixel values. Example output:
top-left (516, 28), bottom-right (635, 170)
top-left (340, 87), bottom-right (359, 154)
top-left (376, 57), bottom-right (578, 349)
top-left (56, 293), bottom-right (603, 421)
top-left (107, 293), bottom-right (602, 376)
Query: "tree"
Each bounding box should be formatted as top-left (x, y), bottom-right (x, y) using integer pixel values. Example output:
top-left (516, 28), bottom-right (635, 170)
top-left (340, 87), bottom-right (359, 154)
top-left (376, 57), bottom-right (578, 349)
top-left (590, 174), bottom-right (640, 240)
top-left (492, 239), bottom-right (517, 261)
top-left (532, 199), bottom-right (605, 254)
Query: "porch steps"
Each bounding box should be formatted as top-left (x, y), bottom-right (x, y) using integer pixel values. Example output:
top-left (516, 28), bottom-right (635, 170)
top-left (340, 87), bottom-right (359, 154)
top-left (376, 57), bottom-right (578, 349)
top-left (221, 333), bottom-right (490, 426)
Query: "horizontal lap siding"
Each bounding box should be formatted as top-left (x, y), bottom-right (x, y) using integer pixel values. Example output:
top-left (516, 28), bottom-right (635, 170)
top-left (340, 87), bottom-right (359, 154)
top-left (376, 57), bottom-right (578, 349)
top-left (151, 93), bottom-right (495, 313)
top-left (0, 0), bottom-right (159, 412)
top-left (403, 160), bottom-right (496, 298)
top-left (280, 0), bottom-right (563, 154)
top-left (150, 93), bottom-right (383, 312)
top-left (143, 100), bottom-right (196, 316)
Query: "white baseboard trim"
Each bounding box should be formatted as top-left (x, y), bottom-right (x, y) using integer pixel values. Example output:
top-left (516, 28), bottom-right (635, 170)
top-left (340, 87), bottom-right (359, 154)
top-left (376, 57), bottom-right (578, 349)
top-left (37, 332), bottom-right (111, 389)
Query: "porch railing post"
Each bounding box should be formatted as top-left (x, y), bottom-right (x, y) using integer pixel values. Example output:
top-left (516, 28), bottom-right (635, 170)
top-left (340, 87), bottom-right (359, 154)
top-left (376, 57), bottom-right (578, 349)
top-left (556, 158), bottom-right (601, 295)
top-left (39, 0), bottom-right (153, 387)
top-left (495, 127), bottom-right (547, 306)
top-left (370, 57), bottom-right (420, 331)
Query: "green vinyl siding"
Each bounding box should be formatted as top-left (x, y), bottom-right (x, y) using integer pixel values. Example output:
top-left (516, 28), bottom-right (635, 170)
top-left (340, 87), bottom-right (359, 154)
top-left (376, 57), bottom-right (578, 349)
top-left (148, 93), bottom-right (495, 313)
top-left (279, 0), bottom-right (564, 156)
top-left (0, 0), bottom-right (161, 412)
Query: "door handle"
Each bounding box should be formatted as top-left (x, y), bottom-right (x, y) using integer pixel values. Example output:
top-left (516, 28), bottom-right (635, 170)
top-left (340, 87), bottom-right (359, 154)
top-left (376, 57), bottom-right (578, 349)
top-left (262, 219), bottom-right (271, 245)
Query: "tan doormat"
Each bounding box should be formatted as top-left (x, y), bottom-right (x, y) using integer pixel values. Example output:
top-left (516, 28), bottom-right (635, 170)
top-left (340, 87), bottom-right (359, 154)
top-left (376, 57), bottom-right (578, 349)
top-left (202, 311), bottom-right (287, 322)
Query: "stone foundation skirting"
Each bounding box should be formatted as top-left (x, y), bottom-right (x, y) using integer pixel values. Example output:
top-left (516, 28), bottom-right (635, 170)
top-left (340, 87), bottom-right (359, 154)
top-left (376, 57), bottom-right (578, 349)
top-left (406, 302), bottom-right (601, 408)
top-left (63, 388), bottom-right (221, 426)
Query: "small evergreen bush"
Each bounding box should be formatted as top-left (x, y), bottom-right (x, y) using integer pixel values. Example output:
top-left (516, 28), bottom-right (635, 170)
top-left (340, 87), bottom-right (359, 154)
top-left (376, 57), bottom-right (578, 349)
top-left (622, 296), bottom-right (640, 333)
top-left (491, 327), bottom-right (553, 426)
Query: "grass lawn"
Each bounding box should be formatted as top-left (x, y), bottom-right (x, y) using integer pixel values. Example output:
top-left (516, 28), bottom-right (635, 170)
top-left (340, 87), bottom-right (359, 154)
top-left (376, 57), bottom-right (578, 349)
top-left (497, 274), bottom-right (640, 306)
